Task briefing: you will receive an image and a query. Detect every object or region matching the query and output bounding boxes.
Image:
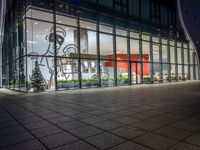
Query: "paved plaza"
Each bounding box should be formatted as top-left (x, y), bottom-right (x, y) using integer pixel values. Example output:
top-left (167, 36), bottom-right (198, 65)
top-left (1, 81), bottom-right (200, 150)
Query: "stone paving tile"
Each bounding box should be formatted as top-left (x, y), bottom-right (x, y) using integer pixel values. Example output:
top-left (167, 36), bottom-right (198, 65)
top-left (69, 126), bottom-right (104, 139)
top-left (112, 117), bottom-right (140, 125)
top-left (1, 140), bottom-right (47, 150)
top-left (170, 121), bottom-right (200, 132)
top-left (52, 140), bottom-right (98, 150)
top-left (110, 126), bottom-right (146, 139)
top-left (17, 116), bottom-right (44, 124)
top-left (168, 142), bottom-right (200, 150)
top-left (85, 132), bottom-right (126, 150)
top-left (0, 120), bottom-right (20, 129)
top-left (131, 120), bottom-right (164, 131)
top-left (57, 120), bottom-right (87, 131)
top-left (0, 132), bottom-right (34, 147)
top-left (81, 116), bottom-right (107, 124)
top-left (93, 120), bottom-right (123, 131)
top-left (184, 133), bottom-right (200, 147)
top-left (1, 82), bottom-right (200, 150)
top-left (133, 133), bottom-right (178, 150)
top-left (48, 116), bottom-right (74, 124)
top-left (100, 113), bottom-right (121, 119)
top-left (23, 120), bottom-right (52, 130)
top-left (70, 113), bottom-right (93, 120)
top-left (0, 125), bottom-right (26, 137)
top-left (148, 114), bottom-right (185, 125)
top-left (108, 141), bottom-right (152, 150)
top-left (154, 126), bottom-right (193, 140)
top-left (30, 125), bottom-right (63, 138)
top-left (39, 132), bottom-right (78, 149)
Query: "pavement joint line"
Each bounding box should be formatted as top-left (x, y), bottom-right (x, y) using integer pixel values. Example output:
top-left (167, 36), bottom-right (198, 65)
top-left (1, 81), bottom-right (200, 149)
top-left (5, 94), bottom-right (156, 150)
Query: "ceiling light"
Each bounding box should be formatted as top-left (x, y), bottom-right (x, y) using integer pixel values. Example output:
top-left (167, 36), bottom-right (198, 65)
top-left (58, 20), bottom-right (62, 23)
top-left (34, 22), bottom-right (38, 25)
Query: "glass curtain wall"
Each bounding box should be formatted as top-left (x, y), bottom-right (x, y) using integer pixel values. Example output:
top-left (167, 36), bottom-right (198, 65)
top-left (3, 0), bottom-right (199, 92)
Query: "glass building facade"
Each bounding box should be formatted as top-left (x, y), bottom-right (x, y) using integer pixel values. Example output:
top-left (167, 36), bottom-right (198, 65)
top-left (1, 0), bottom-right (200, 92)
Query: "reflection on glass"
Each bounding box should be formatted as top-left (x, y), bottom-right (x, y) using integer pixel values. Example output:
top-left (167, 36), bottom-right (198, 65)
top-left (142, 41), bottom-right (150, 62)
top-left (81, 60), bottom-right (99, 88)
top-left (100, 60), bottom-right (114, 87)
top-left (117, 61), bottom-right (129, 86)
top-left (57, 58), bottom-right (79, 90)
top-left (100, 33), bottom-right (113, 59)
top-left (116, 37), bottom-right (127, 60)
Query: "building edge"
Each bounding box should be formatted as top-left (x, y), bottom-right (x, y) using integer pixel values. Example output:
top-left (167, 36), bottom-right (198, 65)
top-left (177, 0), bottom-right (200, 77)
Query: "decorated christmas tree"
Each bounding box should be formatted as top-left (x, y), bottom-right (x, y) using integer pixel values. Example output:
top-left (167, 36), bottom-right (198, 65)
top-left (30, 60), bottom-right (45, 92)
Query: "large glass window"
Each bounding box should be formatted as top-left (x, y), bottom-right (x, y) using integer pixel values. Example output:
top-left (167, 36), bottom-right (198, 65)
top-left (117, 61), bottom-right (129, 86)
top-left (177, 47), bottom-right (182, 64)
top-left (80, 29), bottom-right (97, 58)
top-left (130, 39), bottom-right (139, 55)
top-left (57, 58), bottom-right (79, 90)
top-left (190, 51), bottom-right (194, 64)
top-left (170, 46), bottom-right (175, 63)
top-left (142, 41), bottom-right (150, 62)
top-left (184, 49), bottom-right (188, 64)
top-left (81, 59), bottom-right (99, 88)
top-left (27, 9), bottom-right (53, 22)
top-left (100, 60), bottom-right (115, 87)
top-left (100, 33), bottom-right (114, 60)
top-left (116, 36), bottom-right (127, 60)
top-left (56, 15), bottom-right (77, 27)
top-left (26, 19), bottom-right (54, 56)
top-left (153, 43), bottom-right (160, 62)
top-left (162, 45), bottom-right (168, 63)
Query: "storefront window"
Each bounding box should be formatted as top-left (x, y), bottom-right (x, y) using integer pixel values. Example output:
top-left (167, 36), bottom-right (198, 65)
top-left (27, 9), bottom-right (53, 22)
top-left (56, 15), bottom-right (77, 27)
top-left (178, 65), bottom-right (183, 80)
top-left (80, 20), bottom-right (97, 30)
top-left (116, 28), bottom-right (127, 36)
top-left (142, 41), bottom-right (150, 62)
top-left (190, 51), bottom-right (194, 64)
top-left (190, 65), bottom-right (194, 80)
top-left (80, 30), bottom-right (97, 58)
top-left (116, 36), bottom-right (127, 60)
top-left (27, 56), bottom-right (55, 91)
top-left (100, 60), bottom-right (114, 87)
top-left (99, 24), bottom-right (113, 33)
top-left (170, 64), bottom-right (176, 81)
top-left (81, 59), bottom-right (99, 88)
top-left (184, 49), bottom-right (188, 64)
top-left (26, 19), bottom-right (54, 56)
top-left (56, 26), bottom-right (78, 58)
top-left (130, 39), bottom-right (139, 55)
top-left (117, 61), bottom-right (129, 86)
top-left (184, 65), bottom-right (188, 80)
top-left (153, 43), bottom-right (160, 62)
top-left (57, 58), bottom-right (79, 90)
top-left (177, 47), bottom-right (182, 64)
top-left (131, 62), bottom-right (140, 84)
top-left (162, 45), bottom-right (167, 63)
top-left (170, 46), bottom-right (175, 63)
top-left (100, 33), bottom-right (114, 60)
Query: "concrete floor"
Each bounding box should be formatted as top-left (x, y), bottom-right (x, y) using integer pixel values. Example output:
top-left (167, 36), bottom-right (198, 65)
top-left (0, 81), bottom-right (200, 150)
